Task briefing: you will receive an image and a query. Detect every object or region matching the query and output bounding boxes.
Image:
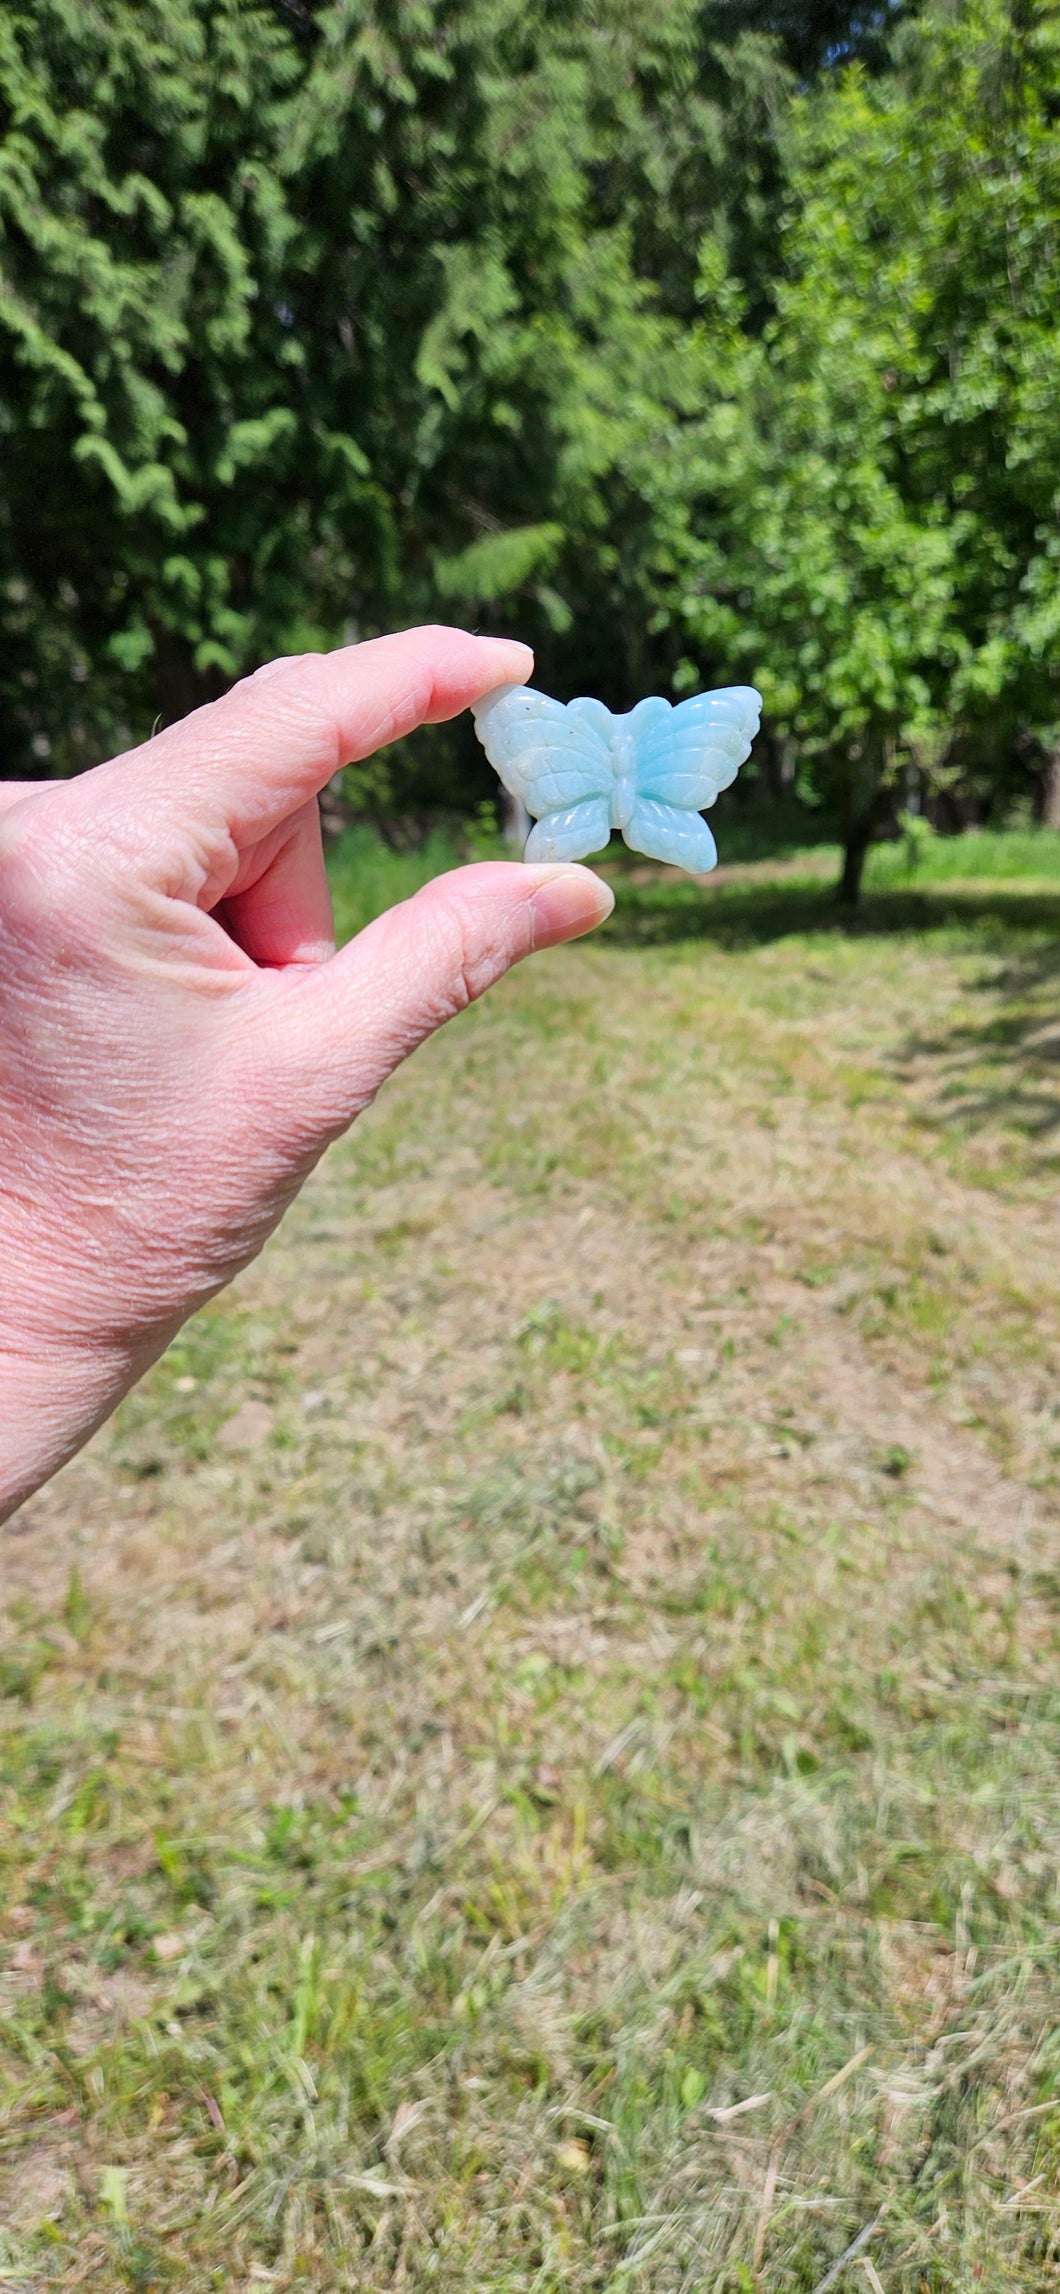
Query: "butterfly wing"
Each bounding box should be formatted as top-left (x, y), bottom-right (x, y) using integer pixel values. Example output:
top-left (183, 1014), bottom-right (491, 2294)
top-left (631, 687), bottom-right (762, 812)
top-left (625, 796), bottom-right (718, 874)
top-left (471, 685), bottom-right (614, 855)
top-left (524, 797), bottom-right (613, 863)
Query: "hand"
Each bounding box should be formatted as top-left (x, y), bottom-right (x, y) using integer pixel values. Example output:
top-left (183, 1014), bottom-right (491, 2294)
top-left (0, 627), bottom-right (612, 1521)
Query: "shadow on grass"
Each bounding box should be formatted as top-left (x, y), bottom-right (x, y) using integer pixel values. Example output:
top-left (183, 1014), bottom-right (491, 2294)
top-left (602, 869), bottom-right (1060, 1150)
top-left (896, 935), bottom-right (1060, 1147)
top-left (601, 872), bottom-right (1060, 952)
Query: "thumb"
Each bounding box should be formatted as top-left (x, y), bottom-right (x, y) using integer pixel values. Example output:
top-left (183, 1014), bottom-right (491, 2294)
top-left (244, 860), bottom-right (613, 1144)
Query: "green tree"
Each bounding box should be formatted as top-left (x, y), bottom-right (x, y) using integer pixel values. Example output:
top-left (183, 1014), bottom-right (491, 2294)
top-left (7, 0), bottom-right (1054, 862)
top-left (0, 0), bottom-right (310, 769)
top-left (0, 0), bottom-right (758, 785)
top-left (660, 0), bottom-right (1060, 896)
top-left (0, 0), bottom-right (809, 785)
top-left (877, 0), bottom-right (1060, 812)
top-left (0, 0), bottom-right (637, 774)
top-left (712, 1), bottom-right (918, 77)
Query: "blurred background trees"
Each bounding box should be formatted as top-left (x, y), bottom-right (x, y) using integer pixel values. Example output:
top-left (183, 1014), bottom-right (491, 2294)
top-left (1, 0), bottom-right (1058, 887)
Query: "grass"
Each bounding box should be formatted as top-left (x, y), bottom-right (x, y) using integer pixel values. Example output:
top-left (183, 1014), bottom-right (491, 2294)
top-left (1, 824), bottom-right (1058, 2290)
top-left (326, 821), bottom-right (1060, 946)
top-left (327, 824), bottom-right (479, 945)
top-left (867, 826), bottom-right (1060, 888)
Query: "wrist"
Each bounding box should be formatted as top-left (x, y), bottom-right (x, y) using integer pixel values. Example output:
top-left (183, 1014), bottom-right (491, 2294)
top-left (0, 1340), bottom-right (140, 1523)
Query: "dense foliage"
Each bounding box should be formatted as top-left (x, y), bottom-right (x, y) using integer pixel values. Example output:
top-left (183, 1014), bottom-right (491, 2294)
top-left (1, 0), bottom-right (1057, 885)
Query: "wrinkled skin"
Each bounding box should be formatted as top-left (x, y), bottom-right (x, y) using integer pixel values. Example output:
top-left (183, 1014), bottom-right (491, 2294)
top-left (0, 627), bottom-right (612, 1521)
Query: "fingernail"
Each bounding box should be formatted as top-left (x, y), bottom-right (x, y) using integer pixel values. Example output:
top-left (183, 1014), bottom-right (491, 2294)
top-left (529, 865), bottom-right (615, 948)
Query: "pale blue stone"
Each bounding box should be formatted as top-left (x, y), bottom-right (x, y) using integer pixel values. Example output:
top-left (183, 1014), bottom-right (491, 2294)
top-left (471, 683), bottom-right (762, 872)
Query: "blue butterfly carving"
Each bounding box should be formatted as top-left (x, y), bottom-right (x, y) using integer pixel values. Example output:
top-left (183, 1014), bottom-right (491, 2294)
top-left (471, 683), bottom-right (762, 872)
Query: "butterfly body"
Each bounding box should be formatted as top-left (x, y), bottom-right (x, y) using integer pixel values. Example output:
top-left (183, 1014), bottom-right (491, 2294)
top-left (472, 683), bottom-right (762, 872)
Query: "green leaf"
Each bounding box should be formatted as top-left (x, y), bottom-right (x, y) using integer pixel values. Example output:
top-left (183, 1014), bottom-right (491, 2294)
top-left (434, 523), bottom-right (564, 605)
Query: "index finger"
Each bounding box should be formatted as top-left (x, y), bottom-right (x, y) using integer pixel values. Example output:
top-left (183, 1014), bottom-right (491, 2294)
top-left (0, 781), bottom-right (64, 817)
top-left (67, 627), bottom-right (534, 884)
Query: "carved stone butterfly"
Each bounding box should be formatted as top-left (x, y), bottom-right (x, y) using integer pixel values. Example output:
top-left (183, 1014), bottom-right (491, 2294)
top-left (472, 683), bottom-right (762, 872)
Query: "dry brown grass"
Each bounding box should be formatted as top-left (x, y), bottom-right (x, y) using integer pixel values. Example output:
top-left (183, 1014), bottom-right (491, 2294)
top-left (1, 864), bottom-right (1058, 2289)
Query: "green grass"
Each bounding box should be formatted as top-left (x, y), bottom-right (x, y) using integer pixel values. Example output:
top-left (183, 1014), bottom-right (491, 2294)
top-left (327, 823), bottom-right (470, 944)
top-left (867, 825), bottom-right (1060, 888)
top-left (1, 826), bottom-right (1058, 2289)
top-left (324, 821), bottom-right (1060, 942)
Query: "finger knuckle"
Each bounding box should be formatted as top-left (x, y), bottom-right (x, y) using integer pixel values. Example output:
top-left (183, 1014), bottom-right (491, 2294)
top-left (427, 888), bottom-right (520, 1015)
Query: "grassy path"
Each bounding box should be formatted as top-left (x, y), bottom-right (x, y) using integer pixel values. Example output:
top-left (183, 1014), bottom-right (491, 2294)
top-left (1, 862), bottom-right (1058, 2289)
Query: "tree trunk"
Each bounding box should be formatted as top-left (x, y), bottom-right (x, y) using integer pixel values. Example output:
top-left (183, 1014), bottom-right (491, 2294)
top-left (754, 726), bottom-right (788, 801)
top-left (1044, 741), bottom-right (1060, 830)
top-left (837, 825), bottom-right (871, 906)
top-left (833, 732), bottom-right (894, 908)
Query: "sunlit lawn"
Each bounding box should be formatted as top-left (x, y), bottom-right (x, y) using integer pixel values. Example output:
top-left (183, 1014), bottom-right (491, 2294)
top-left (1, 830), bottom-right (1058, 2290)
